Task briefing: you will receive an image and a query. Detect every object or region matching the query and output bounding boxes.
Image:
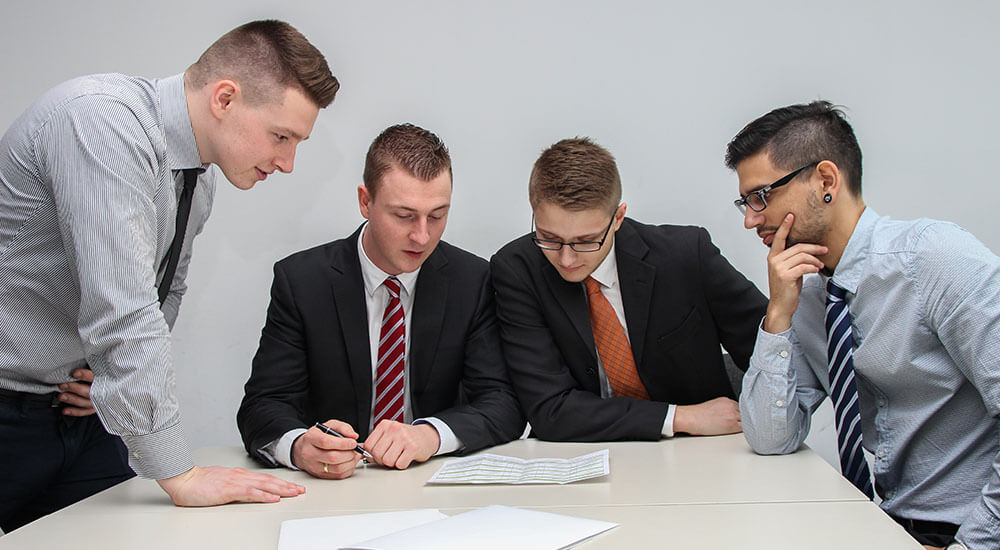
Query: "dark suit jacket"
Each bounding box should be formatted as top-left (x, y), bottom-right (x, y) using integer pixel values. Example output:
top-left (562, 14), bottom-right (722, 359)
top-left (490, 218), bottom-right (766, 441)
top-left (238, 226), bottom-right (525, 466)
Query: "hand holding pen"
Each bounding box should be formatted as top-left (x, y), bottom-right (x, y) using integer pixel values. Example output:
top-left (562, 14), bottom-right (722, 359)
top-left (314, 422), bottom-right (374, 460)
top-left (291, 420), bottom-right (371, 479)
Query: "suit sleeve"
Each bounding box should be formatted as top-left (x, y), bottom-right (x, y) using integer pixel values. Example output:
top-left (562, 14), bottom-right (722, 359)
top-left (695, 227), bottom-right (768, 371)
top-left (237, 261), bottom-right (313, 466)
top-left (428, 269), bottom-right (526, 453)
top-left (491, 251), bottom-right (667, 441)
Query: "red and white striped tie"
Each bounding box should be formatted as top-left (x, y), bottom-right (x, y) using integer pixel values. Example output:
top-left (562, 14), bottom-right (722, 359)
top-left (373, 277), bottom-right (405, 426)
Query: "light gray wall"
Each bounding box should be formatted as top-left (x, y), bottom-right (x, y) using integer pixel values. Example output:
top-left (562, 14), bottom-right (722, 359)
top-left (3, 1), bottom-right (998, 469)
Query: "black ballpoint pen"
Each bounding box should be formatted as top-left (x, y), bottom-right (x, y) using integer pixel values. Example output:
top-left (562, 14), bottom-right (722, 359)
top-left (314, 422), bottom-right (374, 459)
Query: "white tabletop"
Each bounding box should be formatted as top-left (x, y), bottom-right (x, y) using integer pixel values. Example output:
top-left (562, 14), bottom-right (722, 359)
top-left (0, 435), bottom-right (921, 549)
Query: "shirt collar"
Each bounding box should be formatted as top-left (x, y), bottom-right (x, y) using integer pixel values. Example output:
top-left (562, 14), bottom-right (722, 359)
top-left (587, 241), bottom-right (620, 290)
top-left (155, 73), bottom-right (204, 171)
top-left (829, 206), bottom-right (879, 294)
top-left (357, 224), bottom-right (421, 297)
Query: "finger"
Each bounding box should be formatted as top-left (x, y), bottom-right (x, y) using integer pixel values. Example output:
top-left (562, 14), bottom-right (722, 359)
top-left (61, 406), bottom-right (97, 417)
top-left (774, 243), bottom-right (829, 260)
top-left (770, 213), bottom-right (794, 254)
top-left (57, 391), bottom-right (92, 408)
top-left (380, 439), bottom-right (408, 469)
top-left (232, 487), bottom-right (282, 504)
top-left (785, 264), bottom-right (823, 280)
top-left (58, 381), bottom-right (92, 398)
top-left (71, 369), bottom-right (95, 383)
top-left (318, 448), bottom-right (361, 467)
top-left (308, 430), bottom-right (361, 452)
top-left (321, 419), bottom-right (359, 439)
top-left (241, 471), bottom-right (306, 496)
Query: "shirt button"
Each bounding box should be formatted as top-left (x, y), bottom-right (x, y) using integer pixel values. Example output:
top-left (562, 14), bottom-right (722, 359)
top-left (877, 399), bottom-right (886, 407)
top-left (877, 450), bottom-right (886, 459)
top-left (775, 400), bottom-right (785, 407)
top-left (779, 350), bottom-right (789, 358)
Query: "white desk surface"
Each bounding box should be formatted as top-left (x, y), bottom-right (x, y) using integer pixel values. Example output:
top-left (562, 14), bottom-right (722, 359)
top-left (0, 435), bottom-right (921, 549)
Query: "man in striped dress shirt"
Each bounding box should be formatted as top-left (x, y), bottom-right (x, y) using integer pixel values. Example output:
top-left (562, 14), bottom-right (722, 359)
top-left (729, 101), bottom-right (999, 550)
top-left (0, 20), bottom-right (339, 531)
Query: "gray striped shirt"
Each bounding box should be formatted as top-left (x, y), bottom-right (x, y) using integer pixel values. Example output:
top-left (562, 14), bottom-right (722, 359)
top-left (0, 73), bottom-right (215, 479)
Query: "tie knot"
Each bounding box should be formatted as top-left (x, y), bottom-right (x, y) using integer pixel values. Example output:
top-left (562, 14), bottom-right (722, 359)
top-left (384, 276), bottom-right (401, 298)
top-left (584, 276), bottom-right (603, 296)
top-left (826, 279), bottom-right (848, 302)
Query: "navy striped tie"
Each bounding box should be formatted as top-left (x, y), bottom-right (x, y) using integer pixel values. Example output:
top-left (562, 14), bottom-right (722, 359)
top-left (825, 280), bottom-right (875, 499)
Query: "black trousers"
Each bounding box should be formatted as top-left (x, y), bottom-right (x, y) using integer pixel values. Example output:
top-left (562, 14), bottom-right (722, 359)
top-left (0, 389), bottom-right (135, 532)
top-left (891, 514), bottom-right (959, 547)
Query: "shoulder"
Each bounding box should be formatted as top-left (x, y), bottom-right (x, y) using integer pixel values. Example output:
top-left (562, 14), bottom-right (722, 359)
top-left (430, 240), bottom-right (489, 278)
top-left (275, 234), bottom-right (356, 274)
top-left (869, 216), bottom-right (992, 267)
top-left (618, 218), bottom-right (713, 261)
top-left (491, 233), bottom-right (542, 270)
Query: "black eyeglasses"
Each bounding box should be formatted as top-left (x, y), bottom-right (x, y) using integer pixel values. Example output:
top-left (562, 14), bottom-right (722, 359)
top-left (531, 215), bottom-right (616, 252)
top-left (734, 161), bottom-right (819, 215)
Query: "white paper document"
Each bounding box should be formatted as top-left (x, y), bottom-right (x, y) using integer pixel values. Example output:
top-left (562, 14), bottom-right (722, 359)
top-left (426, 449), bottom-right (610, 484)
top-left (277, 509), bottom-right (447, 550)
top-left (339, 505), bottom-right (619, 550)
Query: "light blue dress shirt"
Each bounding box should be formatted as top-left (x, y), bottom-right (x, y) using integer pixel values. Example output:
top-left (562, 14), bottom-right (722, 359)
top-left (741, 207), bottom-right (1000, 549)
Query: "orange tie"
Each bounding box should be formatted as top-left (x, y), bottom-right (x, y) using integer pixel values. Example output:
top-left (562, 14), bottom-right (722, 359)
top-left (584, 276), bottom-right (649, 400)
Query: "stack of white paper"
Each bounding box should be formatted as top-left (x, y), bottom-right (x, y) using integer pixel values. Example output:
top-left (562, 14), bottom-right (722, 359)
top-left (426, 449), bottom-right (610, 484)
top-left (278, 505), bottom-right (619, 550)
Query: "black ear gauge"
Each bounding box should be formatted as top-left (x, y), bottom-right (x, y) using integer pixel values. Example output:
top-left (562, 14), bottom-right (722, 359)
top-left (823, 193), bottom-right (832, 203)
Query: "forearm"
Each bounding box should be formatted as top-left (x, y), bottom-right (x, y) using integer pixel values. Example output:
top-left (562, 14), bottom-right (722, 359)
top-left (740, 327), bottom-right (817, 455)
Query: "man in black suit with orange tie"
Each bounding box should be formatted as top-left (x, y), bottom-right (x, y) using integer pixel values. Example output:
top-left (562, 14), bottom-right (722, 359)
top-left (491, 137), bottom-right (766, 442)
top-left (238, 124), bottom-right (524, 478)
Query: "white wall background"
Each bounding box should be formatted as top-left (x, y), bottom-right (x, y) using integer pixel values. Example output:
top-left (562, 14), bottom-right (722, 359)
top-left (2, 1), bottom-right (998, 470)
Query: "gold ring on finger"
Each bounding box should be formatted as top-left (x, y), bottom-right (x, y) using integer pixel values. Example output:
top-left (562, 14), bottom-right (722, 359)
top-left (323, 462), bottom-right (329, 474)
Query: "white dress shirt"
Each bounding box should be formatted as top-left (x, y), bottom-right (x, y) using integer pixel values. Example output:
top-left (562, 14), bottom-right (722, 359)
top-left (588, 243), bottom-right (676, 437)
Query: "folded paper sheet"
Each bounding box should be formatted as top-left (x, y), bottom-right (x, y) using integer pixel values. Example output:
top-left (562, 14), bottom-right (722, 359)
top-left (426, 449), bottom-right (609, 484)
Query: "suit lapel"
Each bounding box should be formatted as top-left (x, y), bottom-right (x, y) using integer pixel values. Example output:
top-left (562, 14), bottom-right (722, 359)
top-left (328, 226), bottom-right (374, 433)
top-left (615, 221), bottom-right (655, 365)
top-left (409, 247), bottom-right (448, 415)
top-left (541, 259), bottom-right (597, 361)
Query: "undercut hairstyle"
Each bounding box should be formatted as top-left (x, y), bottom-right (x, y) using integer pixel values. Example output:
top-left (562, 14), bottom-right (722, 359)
top-left (725, 100), bottom-right (863, 196)
top-left (362, 123), bottom-right (452, 198)
top-left (186, 20), bottom-right (339, 108)
top-left (529, 137), bottom-right (621, 213)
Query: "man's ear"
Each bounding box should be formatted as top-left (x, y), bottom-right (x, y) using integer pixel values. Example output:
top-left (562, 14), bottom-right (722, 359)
top-left (816, 160), bottom-right (843, 201)
top-left (613, 202), bottom-right (627, 231)
top-left (358, 184), bottom-right (373, 219)
top-left (207, 80), bottom-right (240, 120)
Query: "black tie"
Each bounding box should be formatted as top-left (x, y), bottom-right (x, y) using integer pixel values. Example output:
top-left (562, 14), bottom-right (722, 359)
top-left (158, 168), bottom-right (199, 306)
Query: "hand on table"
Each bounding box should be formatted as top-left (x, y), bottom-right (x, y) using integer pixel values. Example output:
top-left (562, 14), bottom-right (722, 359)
top-left (157, 465), bottom-right (305, 506)
top-left (674, 397), bottom-right (742, 436)
top-left (762, 213), bottom-right (828, 335)
top-left (292, 419), bottom-right (364, 479)
top-left (362, 420), bottom-right (440, 469)
top-left (57, 368), bottom-right (97, 416)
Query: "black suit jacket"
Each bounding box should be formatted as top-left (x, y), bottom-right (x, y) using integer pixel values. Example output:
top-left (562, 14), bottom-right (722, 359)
top-left (490, 218), bottom-right (766, 441)
top-left (238, 226), bottom-right (524, 465)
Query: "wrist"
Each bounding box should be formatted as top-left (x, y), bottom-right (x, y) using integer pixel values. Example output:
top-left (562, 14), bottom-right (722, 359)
top-left (761, 308), bottom-right (792, 334)
top-left (156, 465), bottom-right (197, 501)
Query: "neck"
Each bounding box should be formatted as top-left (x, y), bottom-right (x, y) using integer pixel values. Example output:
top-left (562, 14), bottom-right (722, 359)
top-left (821, 200), bottom-right (866, 272)
top-left (183, 74), bottom-right (212, 165)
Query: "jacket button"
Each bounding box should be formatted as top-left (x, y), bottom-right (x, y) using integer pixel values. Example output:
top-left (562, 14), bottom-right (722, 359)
top-left (586, 368), bottom-right (596, 376)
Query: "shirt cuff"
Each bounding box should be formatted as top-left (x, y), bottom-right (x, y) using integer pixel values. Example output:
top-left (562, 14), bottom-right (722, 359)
top-left (415, 417), bottom-right (461, 455)
top-left (750, 325), bottom-right (795, 375)
top-left (272, 428), bottom-right (308, 469)
top-left (661, 405), bottom-right (676, 438)
top-left (120, 422), bottom-right (194, 480)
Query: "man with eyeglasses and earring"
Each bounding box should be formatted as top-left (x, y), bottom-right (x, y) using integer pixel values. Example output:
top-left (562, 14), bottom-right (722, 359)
top-left (490, 137), bottom-right (766, 442)
top-left (727, 101), bottom-right (1000, 550)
